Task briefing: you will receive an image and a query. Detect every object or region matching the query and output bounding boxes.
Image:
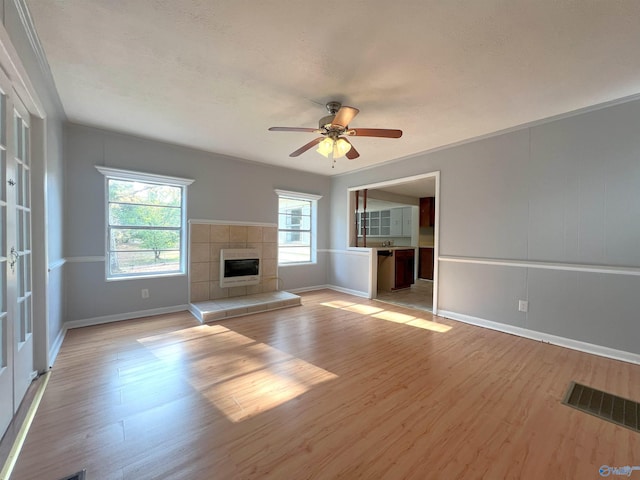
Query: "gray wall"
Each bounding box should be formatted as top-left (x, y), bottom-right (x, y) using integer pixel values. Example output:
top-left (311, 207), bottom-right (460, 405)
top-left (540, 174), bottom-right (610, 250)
top-left (65, 124), bottom-right (331, 322)
top-left (3, 0), bottom-right (66, 368)
top-left (331, 99), bottom-right (640, 355)
top-left (6, 0), bottom-right (640, 360)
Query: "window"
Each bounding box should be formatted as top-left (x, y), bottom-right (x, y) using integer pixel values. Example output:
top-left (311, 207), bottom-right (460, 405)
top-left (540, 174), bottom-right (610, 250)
top-left (275, 189), bottom-right (321, 265)
top-left (286, 207), bottom-right (302, 242)
top-left (97, 167), bottom-right (194, 279)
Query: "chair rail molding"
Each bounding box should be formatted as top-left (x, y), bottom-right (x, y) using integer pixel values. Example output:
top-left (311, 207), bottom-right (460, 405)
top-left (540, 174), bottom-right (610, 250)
top-left (439, 255), bottom-right (640, 277)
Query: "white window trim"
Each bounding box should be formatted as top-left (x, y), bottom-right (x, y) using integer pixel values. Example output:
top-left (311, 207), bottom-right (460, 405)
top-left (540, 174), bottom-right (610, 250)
top-left (96, 166), bottom-right (194, 186)
top-left (275, 189), bottom-right (322, 266)
top-left (97, 166), bottom-right (194, 280)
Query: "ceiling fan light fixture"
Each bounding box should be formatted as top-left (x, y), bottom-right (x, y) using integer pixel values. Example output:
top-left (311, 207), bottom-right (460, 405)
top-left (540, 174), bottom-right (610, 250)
top-left (316, 137), bottom-right (334, 158)
top-left (316, 137), bottom-right (352, 159)
top-left (334, 137), bottom-right (352, 158)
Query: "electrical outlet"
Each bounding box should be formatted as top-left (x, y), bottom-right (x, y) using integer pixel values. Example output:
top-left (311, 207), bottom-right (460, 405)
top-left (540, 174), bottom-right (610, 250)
top-left (141, 289), bottom-right (149, 299)
top-left (518, 300), bottom-right (528, 312)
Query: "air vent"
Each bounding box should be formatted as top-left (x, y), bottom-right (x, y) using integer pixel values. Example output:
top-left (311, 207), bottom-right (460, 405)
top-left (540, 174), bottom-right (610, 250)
top-left (563, 381), bottom-right (639, 433)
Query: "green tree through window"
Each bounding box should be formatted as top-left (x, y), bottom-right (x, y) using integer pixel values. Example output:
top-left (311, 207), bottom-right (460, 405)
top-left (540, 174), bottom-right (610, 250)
top-left (98, 167), bottom-right (193, 279)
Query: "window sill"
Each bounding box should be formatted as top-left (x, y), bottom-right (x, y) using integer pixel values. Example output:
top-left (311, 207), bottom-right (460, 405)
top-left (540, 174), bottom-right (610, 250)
top-left (278, 261), bottom-right (317, 267)
top-left (106, 272), bottom-right (187, 282)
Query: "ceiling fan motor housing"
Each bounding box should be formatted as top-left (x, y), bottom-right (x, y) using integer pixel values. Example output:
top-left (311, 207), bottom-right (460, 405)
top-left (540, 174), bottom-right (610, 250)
top-left (319, 101), bottom-right (345, 132)
top-left (325, 101), bottom-right (341, 115)
top-left (320, 102), bottom-right (347, 132)
top-left (319, 114), bottom-right (338, 130)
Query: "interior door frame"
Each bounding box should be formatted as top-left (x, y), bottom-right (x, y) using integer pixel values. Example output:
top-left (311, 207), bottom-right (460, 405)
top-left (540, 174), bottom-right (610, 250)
top-left (12, 96), bottom-right (35, 409)
top-left (0, 62), bottom-right (15, 437)
top-left (0, 17), bottom-right (47, 439)
top-left (346, 171), bottom-right (441, 313)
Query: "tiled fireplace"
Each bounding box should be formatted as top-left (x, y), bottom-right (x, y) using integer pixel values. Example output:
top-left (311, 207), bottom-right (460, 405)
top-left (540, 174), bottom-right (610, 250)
top-left (189, 222), bottom-right (279, 303)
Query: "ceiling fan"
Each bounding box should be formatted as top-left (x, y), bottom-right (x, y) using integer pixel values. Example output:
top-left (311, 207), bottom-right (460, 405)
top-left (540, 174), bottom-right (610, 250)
top-left (268, 101), bottom-right (402, 167)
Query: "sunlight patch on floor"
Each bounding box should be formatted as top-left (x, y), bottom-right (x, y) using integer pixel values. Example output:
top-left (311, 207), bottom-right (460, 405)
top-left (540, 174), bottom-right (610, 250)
top-left (343, 304), bottom-right (385, 315)
top-left (139, 324), bottom-right (234, 348)
top-left (372, 311), bottom-right (452, 332)
top-left (138, 324), bottom-right (337, 422)
top-left (322, 301), bottom-right (452, 332)
top-left (372, 310), bottom-right (416, 324)
top-left (405, 317), bottom-right (452, 332)
top-left (202, 356), bottom-right (337, 422)
top-left (320, 300), bottom-right (359, 309)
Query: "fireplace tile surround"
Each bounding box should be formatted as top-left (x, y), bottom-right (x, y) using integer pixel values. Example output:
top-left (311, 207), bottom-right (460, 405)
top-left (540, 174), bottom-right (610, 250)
top-left (189, 222), bottom-right (279, 303)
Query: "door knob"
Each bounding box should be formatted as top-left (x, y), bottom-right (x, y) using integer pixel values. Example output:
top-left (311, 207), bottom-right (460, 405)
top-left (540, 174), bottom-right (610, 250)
top-left (9, 246), bottom-right (18, 273)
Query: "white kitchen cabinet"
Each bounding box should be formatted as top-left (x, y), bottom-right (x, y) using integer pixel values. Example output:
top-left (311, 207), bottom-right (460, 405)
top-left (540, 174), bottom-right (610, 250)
top-left (380, 210), bottom-right (391, 235)
top-left (390, 208), bottom-right (403, 236)
top-left (359, 208), bottom-right (412, 237)
top-left (402, 207), bottom-right (412, 236)
top-left (369, 210), bottom-right (380, 236)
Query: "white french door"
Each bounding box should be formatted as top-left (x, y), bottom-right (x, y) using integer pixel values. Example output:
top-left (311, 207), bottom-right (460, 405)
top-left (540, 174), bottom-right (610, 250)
top-left (0, 68), bottom-right (34, 437)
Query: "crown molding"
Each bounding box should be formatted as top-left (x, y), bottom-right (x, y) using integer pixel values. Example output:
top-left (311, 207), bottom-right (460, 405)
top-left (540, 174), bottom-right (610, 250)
top-left (0, 2), bottom-right (43, 116)
top-left (12, 0), bottom-right (57, 103)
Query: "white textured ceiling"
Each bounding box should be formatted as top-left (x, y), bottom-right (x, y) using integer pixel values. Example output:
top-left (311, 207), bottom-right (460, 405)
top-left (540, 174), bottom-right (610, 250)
top-left (26, 0), bottom-right (640, 176)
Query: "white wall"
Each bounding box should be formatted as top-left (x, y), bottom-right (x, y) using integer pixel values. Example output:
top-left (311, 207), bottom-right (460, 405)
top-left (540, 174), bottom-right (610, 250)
top-left (324, 250), bottom-right (373, 298)
top-left (64, 124), bottom-right (331, 322)
top-left (330, 99), bottom-right (640, 357)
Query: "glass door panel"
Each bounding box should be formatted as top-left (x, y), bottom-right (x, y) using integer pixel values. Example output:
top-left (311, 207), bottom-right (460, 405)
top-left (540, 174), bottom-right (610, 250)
top-left (0, 83), bottom-right (11, 436)
top-left (12, 106), bottom-right (33, 408)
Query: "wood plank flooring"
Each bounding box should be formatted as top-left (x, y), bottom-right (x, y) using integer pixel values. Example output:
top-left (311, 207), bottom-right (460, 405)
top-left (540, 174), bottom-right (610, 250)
top-left (10, 289), bottom-right (640, 479)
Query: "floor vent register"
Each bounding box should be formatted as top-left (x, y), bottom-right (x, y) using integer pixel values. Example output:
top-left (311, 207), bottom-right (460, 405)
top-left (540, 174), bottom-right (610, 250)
top-left (563, 381), bottom-right (639, 433)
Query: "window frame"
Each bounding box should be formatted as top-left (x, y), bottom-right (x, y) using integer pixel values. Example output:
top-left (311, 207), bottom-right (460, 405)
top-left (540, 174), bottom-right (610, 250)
top-left (275, 189), bottom-right (321, 266)
top-left (97, 166), bottom-right (194, 281)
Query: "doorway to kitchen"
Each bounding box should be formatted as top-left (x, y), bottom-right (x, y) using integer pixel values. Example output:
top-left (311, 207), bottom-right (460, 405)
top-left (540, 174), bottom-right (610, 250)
top-left (347, 171), bottom-right (440, 313)
top-left (376, 278), bottom-right (434, 311)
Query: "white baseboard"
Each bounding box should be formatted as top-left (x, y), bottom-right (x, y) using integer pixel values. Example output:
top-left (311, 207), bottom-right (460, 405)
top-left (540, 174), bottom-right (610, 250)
top-left (48, 305), bottom-right (191, 367)
top-left (48, 327), bottom-right (67, 367)
top-left (438, 309), bottom-right (640, 366)
top-left (327, 285), bottom-right (370, 298)
top-left (64, 305), bottom-right (191, 331)
top-left (287, 284), bottom-right (332, 294)
top-left (288, 284), bottom-right (370, 299)
top-left (188, 304), bottom-right (203, 322)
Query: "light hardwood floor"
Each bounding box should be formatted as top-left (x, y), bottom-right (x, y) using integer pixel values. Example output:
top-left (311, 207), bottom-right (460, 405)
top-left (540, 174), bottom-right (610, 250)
top-left (11, 290), bottom-right (640, 479)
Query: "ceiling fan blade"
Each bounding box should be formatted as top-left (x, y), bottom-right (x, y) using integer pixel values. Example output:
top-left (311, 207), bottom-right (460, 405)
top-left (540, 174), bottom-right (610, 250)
top-left (269, 127), bottom-right (320, 133)
top-left (346, 128), bottom-right (403, 138)
top-left (331, 106), bottom-right (359, 128)
top-left (289, 137), bottom-right (324, 157)
top-left (344, 139), bottom-right (360, 160)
